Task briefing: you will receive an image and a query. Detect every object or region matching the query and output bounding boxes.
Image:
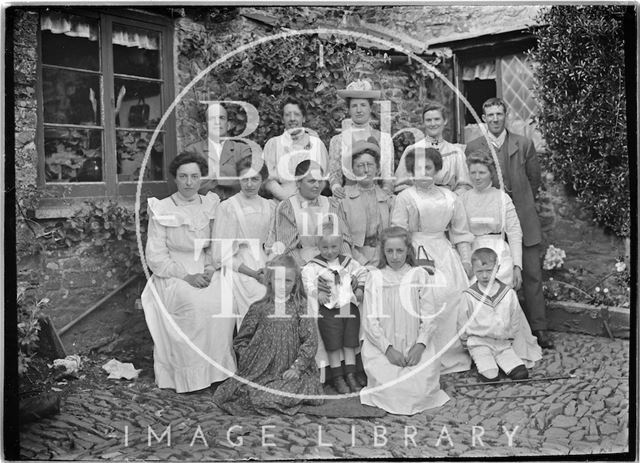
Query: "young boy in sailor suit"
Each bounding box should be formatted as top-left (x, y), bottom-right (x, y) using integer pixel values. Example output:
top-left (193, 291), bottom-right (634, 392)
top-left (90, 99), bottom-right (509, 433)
top-left (458, 247), bottom-right (542, 382)
top-left (302, 231), bottom-right (368, 394)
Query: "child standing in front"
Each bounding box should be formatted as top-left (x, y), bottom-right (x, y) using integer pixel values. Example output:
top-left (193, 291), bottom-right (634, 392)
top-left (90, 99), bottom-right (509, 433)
top-left (458, 247), bottom-right (542, 382)
top-left (360, 226), bottom-right (449, 415)
top-left (213, 255), bottom-right (324, 415)
top-left (302, 231), bottom-right (368, 394)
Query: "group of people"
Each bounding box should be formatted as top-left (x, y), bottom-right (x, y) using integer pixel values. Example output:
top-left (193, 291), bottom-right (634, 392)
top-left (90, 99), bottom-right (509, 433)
top-left (140, 79), bottom-right (553, 416)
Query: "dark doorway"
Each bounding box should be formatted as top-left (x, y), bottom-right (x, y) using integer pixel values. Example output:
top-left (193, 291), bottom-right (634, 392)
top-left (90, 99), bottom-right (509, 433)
top-left (463, 79), bottom-right (497, 124)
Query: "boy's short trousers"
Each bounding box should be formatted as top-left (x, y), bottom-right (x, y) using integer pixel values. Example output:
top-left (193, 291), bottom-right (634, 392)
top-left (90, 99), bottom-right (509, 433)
top-left (469, 343), bottom-right (523, 375)
top-left (318, 303), bottom-right (360, 351)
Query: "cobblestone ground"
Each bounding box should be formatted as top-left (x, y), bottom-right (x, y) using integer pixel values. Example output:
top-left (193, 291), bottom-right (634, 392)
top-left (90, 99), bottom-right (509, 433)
top-left (20, 332), bottom-right (629, 460)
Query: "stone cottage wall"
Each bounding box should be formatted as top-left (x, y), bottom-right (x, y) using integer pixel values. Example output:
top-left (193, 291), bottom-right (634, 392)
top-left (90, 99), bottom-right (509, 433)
top-left (13, 9), bottom-right (137, 330)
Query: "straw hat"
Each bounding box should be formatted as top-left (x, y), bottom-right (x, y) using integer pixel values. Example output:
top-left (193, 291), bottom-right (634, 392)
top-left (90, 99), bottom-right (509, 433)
top-left (337, 79), bottom-right (382, 100)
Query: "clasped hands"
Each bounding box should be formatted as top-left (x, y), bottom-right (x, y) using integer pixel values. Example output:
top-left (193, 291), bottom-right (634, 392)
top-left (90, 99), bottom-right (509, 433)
top-left (283, 366), bottom-right (300, 380)
top-left (385, 343), bottom-right (426, 367)
top-left (183, 266), bottom-right (216, 288)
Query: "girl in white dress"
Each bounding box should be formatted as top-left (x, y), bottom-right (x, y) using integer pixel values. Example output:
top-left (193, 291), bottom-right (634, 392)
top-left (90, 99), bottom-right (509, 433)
top-left (212, 158), bottom-right (275, 327)
top-left (141, 152), bottom-right (236, 393)
top-left (391, 147), bottom-right (473, 374)
top-left (360, 226), bottom-right (450, 415)
top-left (461, 151), bottom-right (523, 289)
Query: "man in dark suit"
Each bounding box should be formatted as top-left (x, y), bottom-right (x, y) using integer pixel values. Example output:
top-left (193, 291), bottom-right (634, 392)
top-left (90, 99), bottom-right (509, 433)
top-left (465, 97), bottom-right (554, 349)
top-left (185, 103), bottom-right (252, 201)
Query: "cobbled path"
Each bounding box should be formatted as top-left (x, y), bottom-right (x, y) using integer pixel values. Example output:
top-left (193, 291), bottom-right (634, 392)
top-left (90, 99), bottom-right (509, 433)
top-left (20, 332), bottom-right (629, 460)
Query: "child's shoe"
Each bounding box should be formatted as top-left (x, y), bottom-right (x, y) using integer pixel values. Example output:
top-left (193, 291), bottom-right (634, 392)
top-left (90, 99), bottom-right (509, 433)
top-left (477, 371), bottom-right (499, 383)
top-left (508, 365), bottom-right (529, 380)
top-left (345, 372), bottom-right (362, 393)
top-left (355, 371), bottom-right (368, 387)
top-left (332, 375), bottom-right (350, 394)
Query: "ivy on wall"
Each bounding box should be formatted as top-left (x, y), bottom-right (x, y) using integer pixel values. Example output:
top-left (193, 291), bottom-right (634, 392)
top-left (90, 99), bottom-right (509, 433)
top-left (529, 5), bottom-right (629, 237)
top-left (176, 9), bottom-right (447, 166)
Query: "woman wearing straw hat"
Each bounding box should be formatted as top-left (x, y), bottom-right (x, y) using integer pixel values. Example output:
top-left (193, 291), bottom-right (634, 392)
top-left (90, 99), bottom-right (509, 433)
top-left (328, 80), bottom-right (395, 200)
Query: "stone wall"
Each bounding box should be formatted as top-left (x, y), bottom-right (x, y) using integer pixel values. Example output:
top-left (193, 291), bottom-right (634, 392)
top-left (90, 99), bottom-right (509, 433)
top-left (539, 175), bottom-right (627, 279)
top-left (173, 9), bottom-right (455, 159)
top-left (12, 9), bottom-right (135, 329)
top-left (38, 246), bottom-right (133, 329)
top-left (13, 10), bottom-right (40, 213)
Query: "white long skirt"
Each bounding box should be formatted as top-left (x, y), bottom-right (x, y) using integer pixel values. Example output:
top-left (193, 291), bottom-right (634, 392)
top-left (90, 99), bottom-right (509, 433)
top-left (141, 272), bottom-right (237, 393)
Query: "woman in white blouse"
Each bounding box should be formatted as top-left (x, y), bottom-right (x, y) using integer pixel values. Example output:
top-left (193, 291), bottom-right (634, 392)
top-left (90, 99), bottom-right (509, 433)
top-left (460, 151), bottom-right (523, 289)
top-left (211, 157), bottom-right (275, 327)
top-left (141, 152), bottom-right (236, 393)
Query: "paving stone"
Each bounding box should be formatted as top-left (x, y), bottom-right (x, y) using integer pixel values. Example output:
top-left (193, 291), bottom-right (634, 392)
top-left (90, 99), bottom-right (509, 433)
top-left (604, 398), bottom-right (619, 409)
top-left (545, 403), bottom-right (564, 425)
top-left (551, 415), bottom-right (578, 428)
top-left (564, 401), bottom-right (577, 417)
top-left (599, 386), bottom-right (613, 397)
top-left (598, 423), bottom-right (620, 435)
top-left (349, 446), bottom-right (393, 458)
top-left (569, 430), bottom-right (585, 441)
top-left (575, 405), bottom-right (590, 418)
top-left (543, 427), bottom-right (570, 439)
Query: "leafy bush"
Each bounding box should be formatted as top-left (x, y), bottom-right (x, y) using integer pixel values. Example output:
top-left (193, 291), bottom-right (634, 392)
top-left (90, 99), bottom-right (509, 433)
top-left (179, 9), bottom-right (446, 163)
top-left (46, 201), bottom-right (148, 277)
top-left (529, 6), bottom-right (629, 236)
top-left (17, 285), bottom-right (48, 376)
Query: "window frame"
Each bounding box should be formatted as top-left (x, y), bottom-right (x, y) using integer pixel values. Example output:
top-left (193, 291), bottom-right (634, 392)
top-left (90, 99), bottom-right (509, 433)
top-left (35, 8), bottom-right (176, 217)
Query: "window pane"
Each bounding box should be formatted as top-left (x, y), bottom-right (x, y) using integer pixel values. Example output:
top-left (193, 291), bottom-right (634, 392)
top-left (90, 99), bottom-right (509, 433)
top-left (117, 131), bottom-right (163, 182)
top-left (44, 127), bottom-right (103, 182)
top-left (113, 23), bottom-right (160, 79)
top-left (41, 12), bottom-right (99, 71)
top-left (115, 78), bottom-right (162, 129)
top-left (43, 68), bottom-right (101, 125)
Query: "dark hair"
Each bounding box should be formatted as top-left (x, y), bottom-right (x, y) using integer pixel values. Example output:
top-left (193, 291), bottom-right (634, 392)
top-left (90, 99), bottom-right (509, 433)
top-left (237, 156), bottom-right (269, 181)
top-left (404, 147), bottom-right (443, 174)
top-left (471, 247), bottom-right (498, 267)
top-left (378, 226), bottom-right (416, 269)
top-left (466, 150), bottom-right (498, 184)
top-left (482, 97), bottom-right (507, 114)
top-left (294, 159), bottom-right (324, 179)
top-left (345, 97), bottom-right (374, 110)
top-left (169, 152), bottom-right (208, 178)
top-left (281, 98), bottom-right (307, 118)
top-left (352, 148), bottom-right (381, 168)
top-left (422, 100), bottom-right (448, 121)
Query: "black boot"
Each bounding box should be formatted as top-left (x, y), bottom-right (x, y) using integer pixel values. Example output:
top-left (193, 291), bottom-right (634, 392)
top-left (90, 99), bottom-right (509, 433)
top-left (355, 371), bottom-right (368, 387)
top-left (345, 372), bottom-right (362, 393)
top-left (508, 365), bottom-right (529, 380)
top-left (533, 330), bottom-right (555, 349)
top-left (332, 375), bottom-right (350, 394)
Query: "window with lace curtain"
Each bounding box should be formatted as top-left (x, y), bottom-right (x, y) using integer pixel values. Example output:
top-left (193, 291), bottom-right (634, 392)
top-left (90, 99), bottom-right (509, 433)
top-left (38, 9), bottom-right (175, 211)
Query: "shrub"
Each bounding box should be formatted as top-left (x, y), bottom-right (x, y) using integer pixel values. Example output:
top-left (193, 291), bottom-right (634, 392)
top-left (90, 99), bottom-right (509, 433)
top-left (17, 285), bottom-right (48, 376)
top-left (46, 201), bottom-right (148, 278)
top-left (529, 5), bottom-right (629, 236)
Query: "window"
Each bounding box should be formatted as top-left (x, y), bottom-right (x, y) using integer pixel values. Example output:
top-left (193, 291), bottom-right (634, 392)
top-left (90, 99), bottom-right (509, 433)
top-left (38, 9), bottom-right (175, 214)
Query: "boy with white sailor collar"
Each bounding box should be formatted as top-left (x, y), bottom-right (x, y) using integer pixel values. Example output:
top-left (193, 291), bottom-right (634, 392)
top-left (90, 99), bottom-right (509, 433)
top-left (458, 247), bottom-right (542, 383)
top-left (302, 227), bottom-right (368, 395)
